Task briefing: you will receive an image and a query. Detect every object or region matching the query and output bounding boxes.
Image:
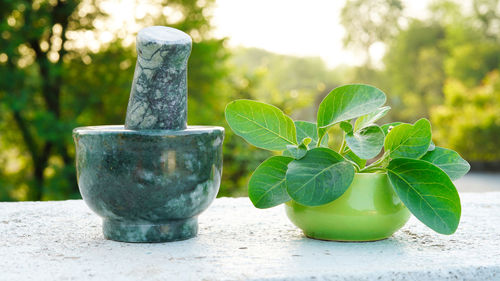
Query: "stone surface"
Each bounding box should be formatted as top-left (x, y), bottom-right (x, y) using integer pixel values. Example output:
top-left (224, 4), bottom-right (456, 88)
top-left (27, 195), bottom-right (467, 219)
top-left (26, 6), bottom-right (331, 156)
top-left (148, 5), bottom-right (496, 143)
top-left (125, 26), bottom-right (192, 130)
top-left (73, 125), bottom-right (224, 242)
top-left (1, 194), bottom-right (499, 280)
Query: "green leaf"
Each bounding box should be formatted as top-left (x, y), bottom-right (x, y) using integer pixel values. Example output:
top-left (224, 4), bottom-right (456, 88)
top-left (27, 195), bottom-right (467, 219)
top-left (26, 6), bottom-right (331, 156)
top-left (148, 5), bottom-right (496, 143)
top-left (294, 121), bottom-right (328, 148)
top-left (345, 125), bottom-right (384, 159)
top-left (286, 146), bottom-right (307, 160)
top-left (248, 156), bottom-right (294, 208)
top-left (381, 122), bottom-right (403, 135)
top-left (354, 106), bottom-right (391, 131)
top-left (286, 148), bottom-right (355, 206)
top-left (387, 158), bottom-right (461, 234)
top-left (384, 118), bottom-right (431, 159)
top-left (421, 147), bottom-right (470, 181)
top-left (344, 150), bottom-right (366, 169)
top-left (317, 84), bottom-right (386, 139)
top-left (285, 137), bottom-right (311, 160)
top-left (225, 100), bottom-right (297, 151)
top-left (339, 121), bottom-right (353, 133)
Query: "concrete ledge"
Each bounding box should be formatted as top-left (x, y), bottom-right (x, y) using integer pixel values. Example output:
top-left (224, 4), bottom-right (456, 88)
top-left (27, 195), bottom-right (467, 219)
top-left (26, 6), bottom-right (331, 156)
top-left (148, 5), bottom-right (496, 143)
top-left (1, 193), bottom-right (499, 281)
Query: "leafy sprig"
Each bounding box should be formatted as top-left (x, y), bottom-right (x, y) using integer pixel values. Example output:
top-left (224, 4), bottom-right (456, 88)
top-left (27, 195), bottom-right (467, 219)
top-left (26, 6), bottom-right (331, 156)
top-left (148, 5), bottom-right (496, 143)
top-left (225, 84), bottom-right (470, 235)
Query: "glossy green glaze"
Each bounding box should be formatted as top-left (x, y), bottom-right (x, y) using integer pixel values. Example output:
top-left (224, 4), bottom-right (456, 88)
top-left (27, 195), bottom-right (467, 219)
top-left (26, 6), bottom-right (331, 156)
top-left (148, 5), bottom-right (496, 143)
top-left (285, 173), bottom-right (410, 241)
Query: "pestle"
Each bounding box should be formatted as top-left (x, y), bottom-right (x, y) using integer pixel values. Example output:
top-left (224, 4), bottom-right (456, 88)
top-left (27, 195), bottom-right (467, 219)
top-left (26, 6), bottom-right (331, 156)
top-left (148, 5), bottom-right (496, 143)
top-left (73, 26), bottom-right (224, 243)
top-left (125, 26), bottom-right (191, 130)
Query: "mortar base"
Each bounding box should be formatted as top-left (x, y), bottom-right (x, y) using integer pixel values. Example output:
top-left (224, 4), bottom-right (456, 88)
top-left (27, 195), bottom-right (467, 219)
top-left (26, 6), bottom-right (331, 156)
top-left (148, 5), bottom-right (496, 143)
top-left (102, 217), bottom-right (198, 243)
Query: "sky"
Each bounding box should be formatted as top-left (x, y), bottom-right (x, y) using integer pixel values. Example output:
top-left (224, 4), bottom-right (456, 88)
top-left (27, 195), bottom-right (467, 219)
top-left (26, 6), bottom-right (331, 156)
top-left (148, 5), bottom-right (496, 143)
top-left (211, 0), bottom-right (431, 68)
top-left (91, 0), bottom-right (432, 68)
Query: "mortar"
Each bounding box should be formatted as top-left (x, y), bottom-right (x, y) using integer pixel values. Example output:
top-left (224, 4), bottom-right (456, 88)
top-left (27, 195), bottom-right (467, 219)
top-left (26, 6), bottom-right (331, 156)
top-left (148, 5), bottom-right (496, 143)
top-left (73, 26), bottom-right (224, 243)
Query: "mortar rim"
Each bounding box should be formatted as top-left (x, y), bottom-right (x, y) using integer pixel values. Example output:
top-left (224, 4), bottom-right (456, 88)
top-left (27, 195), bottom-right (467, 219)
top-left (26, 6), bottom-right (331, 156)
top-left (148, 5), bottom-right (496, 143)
top-left (73, 125), bottom-right (224, 136)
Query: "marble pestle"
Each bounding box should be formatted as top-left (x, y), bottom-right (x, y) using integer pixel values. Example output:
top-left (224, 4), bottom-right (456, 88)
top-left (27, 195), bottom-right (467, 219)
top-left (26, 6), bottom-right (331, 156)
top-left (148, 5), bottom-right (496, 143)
top-left (125, 26), bottom-right (191, 130)
top-left (73, 26), bottom-right (224, 243)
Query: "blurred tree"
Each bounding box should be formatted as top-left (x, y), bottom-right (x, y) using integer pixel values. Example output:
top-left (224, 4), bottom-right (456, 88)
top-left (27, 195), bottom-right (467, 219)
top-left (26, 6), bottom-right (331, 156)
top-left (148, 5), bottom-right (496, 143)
top-left (383, 20), bottom-right (446, 121)
top-left (0, 0), bottom-right (228, 201)
top-left (341, 0), bottom-right (404, 68)
top-left (341, 0), bottom-right (500, 165)
top-left (0, 0), bottom-right (83, 201)
top-left (437, 0), bottom-right (500, 87)
top-left (419, 1), bottom-right (500, 166)
top-left (431, 71), bottom-right (500, 162)
top-left (472, 0), bottom-right (500, 38)
top-left (381, 0), bottom-right (500, 121)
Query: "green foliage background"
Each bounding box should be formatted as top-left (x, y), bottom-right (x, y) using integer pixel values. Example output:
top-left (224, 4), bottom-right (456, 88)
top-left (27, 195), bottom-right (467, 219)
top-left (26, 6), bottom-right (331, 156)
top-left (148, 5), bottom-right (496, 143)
top-left (0, 0), bottom-right (499, 201)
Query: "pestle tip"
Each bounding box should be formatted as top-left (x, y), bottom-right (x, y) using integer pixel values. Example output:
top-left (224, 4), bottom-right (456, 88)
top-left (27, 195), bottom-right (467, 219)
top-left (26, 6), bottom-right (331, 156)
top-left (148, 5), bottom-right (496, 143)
top-left (138, 26), bottom-right (191, 46)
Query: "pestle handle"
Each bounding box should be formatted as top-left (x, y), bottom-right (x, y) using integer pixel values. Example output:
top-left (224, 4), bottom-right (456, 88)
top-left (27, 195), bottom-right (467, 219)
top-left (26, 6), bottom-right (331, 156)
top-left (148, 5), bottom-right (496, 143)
top-left (125, 26), bottom-right (192, 130)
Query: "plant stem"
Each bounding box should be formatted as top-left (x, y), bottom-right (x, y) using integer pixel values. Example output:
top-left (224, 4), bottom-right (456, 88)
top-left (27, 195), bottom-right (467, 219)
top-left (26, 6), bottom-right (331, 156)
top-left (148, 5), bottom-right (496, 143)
top-left (358, 151), bottom-right (390, 173)
top-left (338, 132), bottom-right (346, 153)
top-left (344, 158), bottom-right (361, 172)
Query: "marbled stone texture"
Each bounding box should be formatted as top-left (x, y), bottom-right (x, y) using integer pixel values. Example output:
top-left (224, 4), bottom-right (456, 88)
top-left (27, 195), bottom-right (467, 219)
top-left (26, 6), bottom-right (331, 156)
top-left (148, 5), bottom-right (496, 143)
top-left (125, 26), bottom-right (192, 130)
top-left (73, 125), bottom-right (224, 242)
top-left (73, 26), bottom-right (224, 243)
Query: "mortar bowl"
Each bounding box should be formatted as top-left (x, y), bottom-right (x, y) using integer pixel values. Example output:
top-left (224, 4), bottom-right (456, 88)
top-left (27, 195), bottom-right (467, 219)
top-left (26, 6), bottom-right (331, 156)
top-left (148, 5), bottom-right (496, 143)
top-left (73, 125), bottom-right (224, 242)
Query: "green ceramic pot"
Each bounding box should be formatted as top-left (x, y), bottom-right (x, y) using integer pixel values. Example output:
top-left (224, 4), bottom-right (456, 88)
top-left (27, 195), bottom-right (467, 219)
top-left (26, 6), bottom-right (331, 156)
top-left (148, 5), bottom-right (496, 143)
top-left (285, 173), bottom-right (411, 241)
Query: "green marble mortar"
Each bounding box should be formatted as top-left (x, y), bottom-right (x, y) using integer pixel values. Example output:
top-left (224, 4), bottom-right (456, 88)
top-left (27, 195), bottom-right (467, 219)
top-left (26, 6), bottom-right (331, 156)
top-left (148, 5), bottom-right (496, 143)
top-left (73, 26), bottom-right (224, 243)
